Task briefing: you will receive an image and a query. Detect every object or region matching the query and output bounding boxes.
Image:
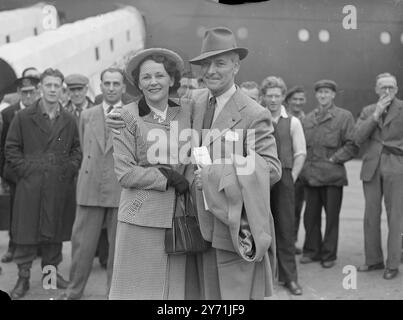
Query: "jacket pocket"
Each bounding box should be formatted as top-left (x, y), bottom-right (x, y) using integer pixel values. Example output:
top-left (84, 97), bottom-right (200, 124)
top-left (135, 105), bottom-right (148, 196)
top-left (322, 130), bottom-right (339, 148)
top-left (127, 190), bottom-right (150, 217)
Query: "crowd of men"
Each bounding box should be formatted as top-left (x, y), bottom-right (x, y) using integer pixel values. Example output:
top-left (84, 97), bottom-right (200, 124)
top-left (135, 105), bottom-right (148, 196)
top-left (0, 38), bottom-right (402, 299)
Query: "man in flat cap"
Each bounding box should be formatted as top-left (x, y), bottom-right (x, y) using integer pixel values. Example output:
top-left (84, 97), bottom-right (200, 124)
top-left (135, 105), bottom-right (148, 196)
top-left (190, 27), bottom-right (281, 299)
top-left (354, 73), bottom-right (403, 280)
top-left (64, 74), bottom-right (94, 123)
top-left (0, 76), bottom-right (40, 264)
top-left (299, 79), bottom-right (358, 268)
top-left (285, 85), bottom-right (307, 255)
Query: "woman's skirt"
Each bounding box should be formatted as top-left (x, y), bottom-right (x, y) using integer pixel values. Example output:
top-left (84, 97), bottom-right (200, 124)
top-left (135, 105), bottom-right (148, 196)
top-left (109, 221), bottom-right (199, 300)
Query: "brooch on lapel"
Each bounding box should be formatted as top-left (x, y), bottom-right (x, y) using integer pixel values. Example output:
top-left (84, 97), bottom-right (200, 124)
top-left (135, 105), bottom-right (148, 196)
top-left (152, 113), bottom-right (165, 124)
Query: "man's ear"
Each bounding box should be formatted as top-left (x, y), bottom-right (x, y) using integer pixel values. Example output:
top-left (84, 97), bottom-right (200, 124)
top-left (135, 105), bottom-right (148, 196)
top-left (233, 61), bottom-right (240, 76)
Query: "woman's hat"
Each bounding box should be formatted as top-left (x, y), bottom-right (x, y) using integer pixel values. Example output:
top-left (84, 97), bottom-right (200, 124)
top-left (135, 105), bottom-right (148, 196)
top-left (125, 48), bottom-right (185, 86)
top-left (189, 27), bottom-right (248, 65)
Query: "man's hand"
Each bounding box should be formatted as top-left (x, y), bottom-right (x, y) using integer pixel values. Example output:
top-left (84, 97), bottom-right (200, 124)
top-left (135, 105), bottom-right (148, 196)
top-left (373, 94), bottom-right (393, 121)
top-left (106, 109), bottom-right (125, 134)
top-left (194, 168), bottom-right (203, 190)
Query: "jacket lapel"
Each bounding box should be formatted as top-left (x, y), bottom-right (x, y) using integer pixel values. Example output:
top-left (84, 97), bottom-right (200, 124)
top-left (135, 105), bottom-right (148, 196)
top-left (29, 101), bottom-right (51, 135)
top-left (89, 105), bottom-right (106, 153)
top-left (46, 108), bottom-right (70, 148)
top-left (383, 98), bottom-right (403, 127)
top-left (202, 89), bottom-right (243, 147)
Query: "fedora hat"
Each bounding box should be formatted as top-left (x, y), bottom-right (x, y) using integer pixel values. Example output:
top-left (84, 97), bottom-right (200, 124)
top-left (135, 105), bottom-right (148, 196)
top-left (189, 27), bottom-right (248, 65)
top-left (125, 48), bottom-right (185, 87)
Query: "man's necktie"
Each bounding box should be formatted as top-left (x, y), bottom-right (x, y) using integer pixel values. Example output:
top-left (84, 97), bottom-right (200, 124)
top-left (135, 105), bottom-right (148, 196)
top-left (106, 104), bottom-right (114, 114)
top-left (75, 106), bottom-right (82, 119)
top-left (105, 105), bottom-right (114, 145)
top-left (202, 96), bottom-right (216, 130)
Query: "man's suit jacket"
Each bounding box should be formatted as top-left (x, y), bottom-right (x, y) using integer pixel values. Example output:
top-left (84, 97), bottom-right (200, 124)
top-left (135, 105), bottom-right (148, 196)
top-left (76, 104), bottom-right (121, 207)
top-left (355, 98), bottom-right (403, 181)
top-left (190, 87), bottom-right (282, 242)
top-left (201, 152), bottom-right (276, 298)
top-left (0, 103), bottom-right (22, 179)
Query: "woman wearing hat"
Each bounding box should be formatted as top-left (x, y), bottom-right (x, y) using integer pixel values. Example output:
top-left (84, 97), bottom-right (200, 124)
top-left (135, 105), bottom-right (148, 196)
top-left (108, 48), bottom-right (199, 300)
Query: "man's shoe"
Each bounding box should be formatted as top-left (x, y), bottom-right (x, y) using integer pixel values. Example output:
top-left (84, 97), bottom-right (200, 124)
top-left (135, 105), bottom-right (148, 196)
top-left (10, 277), bottom-right (29, 300)
top-left (383, 268), bottom-right (398, 280)
top-left (56, 292), bottom-right (79, 300)
top-left (321, 260), bottom-right (336, 268)
top-left (300, 256), bottom-right (318, 264)
top-left (284, 281), bottom-right (303, 295)
top-left (56, 273), bottom-right (69, 289)
top-left (357, 262), bottom-right (385, 272)
top-left (1, 251), bottom-right (13, 263)
top-left (295, 247), bottom-right (302, 255)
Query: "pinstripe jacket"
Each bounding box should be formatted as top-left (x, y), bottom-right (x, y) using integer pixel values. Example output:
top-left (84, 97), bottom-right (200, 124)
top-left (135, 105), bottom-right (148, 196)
top-left (112, 97), bottom-right (192, 229)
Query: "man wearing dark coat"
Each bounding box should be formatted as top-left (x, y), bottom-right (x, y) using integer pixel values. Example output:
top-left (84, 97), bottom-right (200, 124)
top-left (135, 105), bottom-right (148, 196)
top-left (5, 68), bottom-right (82, 299)
top-left (299, 80), bottom-right (358, 268)
top-left (0, 76), bottom-right (40, 264)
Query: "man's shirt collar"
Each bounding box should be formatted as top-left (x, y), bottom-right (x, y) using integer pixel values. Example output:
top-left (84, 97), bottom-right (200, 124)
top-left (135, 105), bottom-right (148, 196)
top-left (102, 100), bottom-right (122, 115)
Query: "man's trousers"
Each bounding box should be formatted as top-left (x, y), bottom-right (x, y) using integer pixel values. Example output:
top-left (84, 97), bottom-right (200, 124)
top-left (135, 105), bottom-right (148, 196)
top-left (303, 185), bottom-right (343, 262)
top-left (271, 169), bottom-right (298, 283)
top-left (66, 205), bottom-right (118, 299)
top-left (363, 166), bottom-right (403, 269)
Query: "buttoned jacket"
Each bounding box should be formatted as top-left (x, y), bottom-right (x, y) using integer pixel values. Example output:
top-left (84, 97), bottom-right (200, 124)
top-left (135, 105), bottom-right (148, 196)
top-left (354, 98), bottom-right (403, 181)
top-left (76, 104), bottom-right (121, 207)
top-left (113, 98), bottom-right (192, 228)
top-left (301, 104), bottom-right (358, 186)
top-left (190, 87), bottom-right (281, 243)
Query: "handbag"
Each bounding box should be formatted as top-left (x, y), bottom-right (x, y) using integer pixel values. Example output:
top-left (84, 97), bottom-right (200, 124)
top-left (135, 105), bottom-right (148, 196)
top-left (165, 191), bottom-right (210, 255)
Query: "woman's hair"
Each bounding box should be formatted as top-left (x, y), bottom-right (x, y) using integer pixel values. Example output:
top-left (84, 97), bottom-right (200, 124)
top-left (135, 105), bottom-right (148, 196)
top-left (131, 54), bottom-right (181, 94)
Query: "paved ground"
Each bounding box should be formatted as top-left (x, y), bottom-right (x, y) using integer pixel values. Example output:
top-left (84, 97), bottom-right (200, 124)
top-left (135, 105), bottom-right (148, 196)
top-left (0, 160), bottom-right (402, 300)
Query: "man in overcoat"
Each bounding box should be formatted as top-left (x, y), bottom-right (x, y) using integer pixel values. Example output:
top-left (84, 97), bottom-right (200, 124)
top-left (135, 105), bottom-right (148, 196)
top-left (5, 68), bottom-right (82, 299)
top-left (0, 76), bottom-right (39, 263)
top-left (354, 73), bottom-right (403, 280)
top-left (57, 68), bottom-right (123, 300)
top-left (299, 80), bottom-right (358, 268)
top-left (190, 27), bottom-right (282, 299)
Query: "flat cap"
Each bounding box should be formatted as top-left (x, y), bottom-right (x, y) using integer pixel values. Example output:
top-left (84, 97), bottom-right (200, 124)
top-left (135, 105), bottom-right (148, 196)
top-left (15, 76), bottom-right (39, 90)
top-left (65, 74), bottom-right (89, 88)
top-left (314, 79), bottom-right (337, 92)
top-left (285, 85), bottom-right (305, 101)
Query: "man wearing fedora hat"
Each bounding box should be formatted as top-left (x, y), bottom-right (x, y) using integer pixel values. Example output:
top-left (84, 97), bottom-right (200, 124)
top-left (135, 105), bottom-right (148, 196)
top-left (0, 76), bottom-right (40, 264)
top-left (190, 27), bottom-right (281, 299)
top-left (299, 80), bottom-right (358, 268)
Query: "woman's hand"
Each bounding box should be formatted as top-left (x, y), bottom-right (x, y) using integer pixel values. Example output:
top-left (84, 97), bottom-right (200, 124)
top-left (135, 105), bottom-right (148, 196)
top-left (106, 108), bottom-right (126, 134)
top-left (159, 168), bottom-right (189, 194)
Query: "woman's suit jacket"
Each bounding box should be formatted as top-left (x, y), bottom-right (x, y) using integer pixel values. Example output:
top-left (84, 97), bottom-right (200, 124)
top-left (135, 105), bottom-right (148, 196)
top-left (112, 97), bottom-right (192, 229)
